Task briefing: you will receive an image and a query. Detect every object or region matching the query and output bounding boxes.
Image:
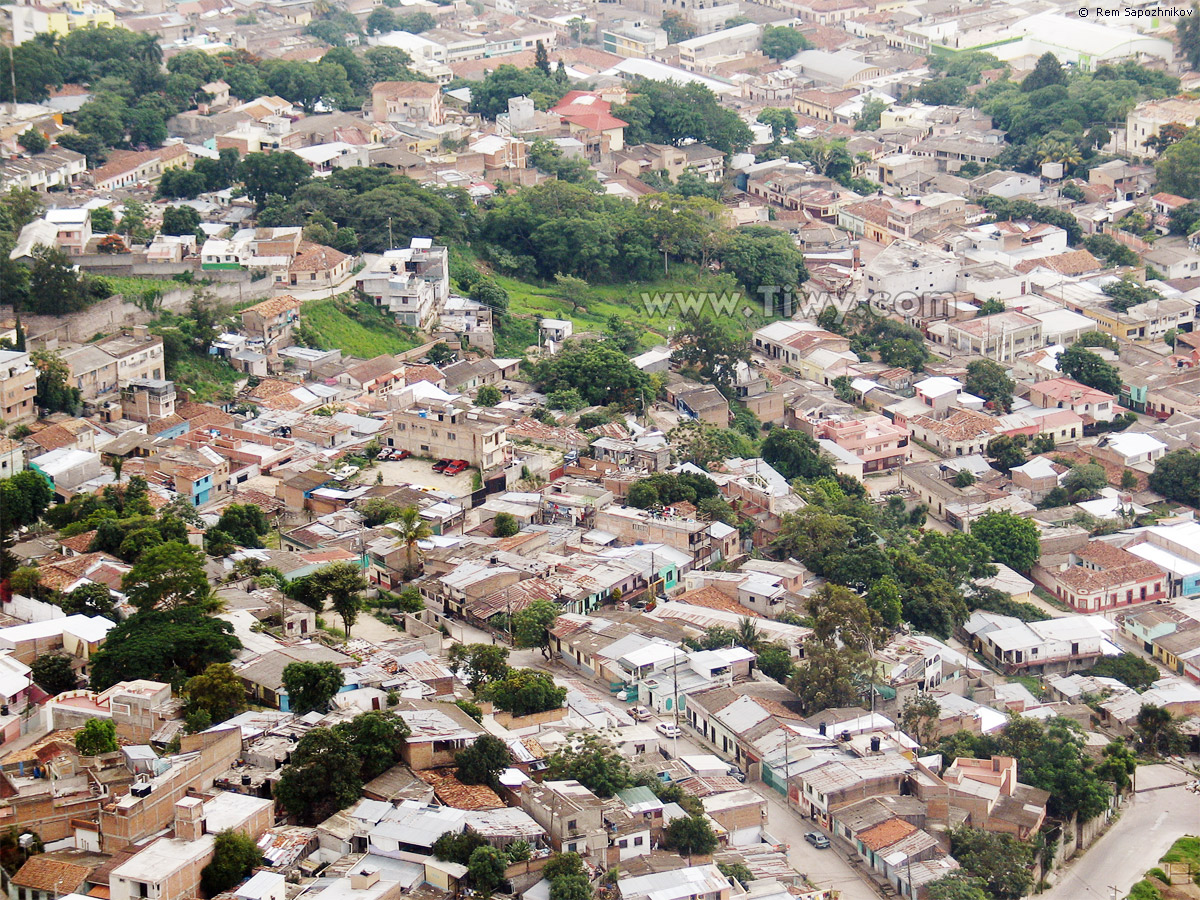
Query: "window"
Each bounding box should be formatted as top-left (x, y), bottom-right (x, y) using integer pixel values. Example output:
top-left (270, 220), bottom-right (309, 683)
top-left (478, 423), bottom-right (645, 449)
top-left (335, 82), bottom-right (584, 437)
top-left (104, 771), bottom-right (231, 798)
top-left (634, 836), bottom-right (644, 846)
top-left (567, 819), bottom-right (577, 832)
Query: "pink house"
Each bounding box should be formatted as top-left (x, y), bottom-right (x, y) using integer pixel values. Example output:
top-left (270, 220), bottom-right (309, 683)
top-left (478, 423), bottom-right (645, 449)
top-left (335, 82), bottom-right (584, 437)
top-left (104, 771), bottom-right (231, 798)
top-left (1028, 377), bottom-right (1115, 423)
top-left (819, 415), bottom-right (909, 472)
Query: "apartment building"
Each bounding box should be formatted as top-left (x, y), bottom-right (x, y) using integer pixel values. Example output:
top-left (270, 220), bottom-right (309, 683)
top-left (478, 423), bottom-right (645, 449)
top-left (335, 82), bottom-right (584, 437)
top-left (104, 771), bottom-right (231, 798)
top-left (962, 612), bottom-right (1109, 676)
top-left (356, 239), bottom-right (450, 329)
top-left (814, 414), bottom-right (909, 473)
top-left (121, 379), bottom-right (177, 423)
top-left (0, 350), bottom-right (38, 426)
top-left (521, 779), bottom-right (606, 856)
top-left (1124, 96), bottom-right (1200, 159)
top-left (944, 312), bottom-right (1043, 362)
top-left (593, 506), bottom-right (713, 568)
top-left (389, 399), bottom-right (510, 472)
top-left (370, 81), bottom-right (444, 126)
top-left (94, 327), bottom-right (166, 386)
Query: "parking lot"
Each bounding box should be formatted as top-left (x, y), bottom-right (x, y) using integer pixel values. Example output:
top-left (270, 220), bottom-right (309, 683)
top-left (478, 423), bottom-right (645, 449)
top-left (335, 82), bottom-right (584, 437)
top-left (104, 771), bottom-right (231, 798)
top-left (373, 456), bottom-right (476, 496)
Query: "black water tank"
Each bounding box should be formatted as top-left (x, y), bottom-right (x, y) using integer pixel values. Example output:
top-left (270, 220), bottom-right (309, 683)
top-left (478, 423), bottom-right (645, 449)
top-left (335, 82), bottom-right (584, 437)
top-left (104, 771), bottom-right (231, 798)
top-left (818, 722), bottom-right (827, 736)
top-left (870, 735), bottom-right (881, 752)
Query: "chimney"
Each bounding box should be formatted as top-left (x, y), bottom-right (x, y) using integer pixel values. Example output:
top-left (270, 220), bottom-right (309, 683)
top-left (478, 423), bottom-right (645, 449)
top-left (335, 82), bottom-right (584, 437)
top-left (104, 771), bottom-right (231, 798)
top-left (133, 324), bottom-right (149, 339)
top-left (174, 796), bottom-right (206, 842)
top-left (350, 868), bottom-right (381, 890)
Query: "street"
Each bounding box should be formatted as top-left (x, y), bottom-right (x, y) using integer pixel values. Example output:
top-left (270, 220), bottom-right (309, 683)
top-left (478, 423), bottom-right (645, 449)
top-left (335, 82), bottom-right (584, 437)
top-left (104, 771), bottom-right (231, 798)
top-left (1040, 765), bottom-right (1200, 900)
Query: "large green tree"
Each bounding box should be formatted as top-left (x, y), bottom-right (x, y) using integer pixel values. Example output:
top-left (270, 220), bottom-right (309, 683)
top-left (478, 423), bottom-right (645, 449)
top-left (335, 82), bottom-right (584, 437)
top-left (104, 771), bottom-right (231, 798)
top-left (948, 827), bottom-right (1033, 900)
top-left (274, 727), bottom-right (363, 824)
top-left (1057, 344), bottom-right (1122, 394)
top-left (281, 661), bottom-right (345, 714)
top-left (238, 151), bottom-right (312, 207)
top-left (964, 359), bottom-right (1014, 412)
top-left (121, 541), bottom-right (210, 612)
top-left (185, 663), bottom-right (247, 725)
top-left (455, 734), bottom-right (512, 785)
top-left (478, 668), bottom-right (566, 717)
top-left (971, 511), bottom-right (1040, 573)
top-left (200, 830), bottom-right (262, 896)
top-left (511, 598), bottom-right (560, 658)
top-left (1150, 449), bottom-right (1200, 507)
top-left (333, 710), bottom-right (410, 780)
top-left (544, 734), bottom-right (632, 797)
top-left (89, 606), bottom-right (241, 690)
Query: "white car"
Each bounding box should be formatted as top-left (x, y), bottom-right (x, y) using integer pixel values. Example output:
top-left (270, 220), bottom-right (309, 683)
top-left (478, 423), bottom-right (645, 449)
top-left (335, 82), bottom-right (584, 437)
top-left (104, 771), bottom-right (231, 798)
top-left (628, 705), bottom-right (654, 721)
top-left (655, 722), bottom-right (682, 738)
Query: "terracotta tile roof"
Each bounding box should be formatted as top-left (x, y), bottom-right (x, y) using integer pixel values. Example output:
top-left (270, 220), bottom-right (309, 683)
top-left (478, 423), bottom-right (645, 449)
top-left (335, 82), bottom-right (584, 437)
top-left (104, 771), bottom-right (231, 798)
top-left (28, 423), bottom-right (81, 451)
top-left (373, 81), bottom-right (441, 99)
top-left (404, 364), bottom-right (445, 385)
top-left (674, 586), bottom-right (763, 618)
top-left (858, 817), bottom-right (917, 852)
top-left (147, 414), bottom-right (186, 435)
top-left (91, 144), bottom-right (187, 183)
top-left (1014, 249), bottom-right (1102, 276)
top-left (242, 295), bottom-right (301, 320)
top-left (176, 401), bottom-right (236, 428)
top-left (417, 770), bottom-right (506, 810)
top-left (11, 857), bottom-right (91, 892)
top-left (1056, 558), bottom-right (1163, 593)
top-left (60, 531), bottom-right (97, 554)
top-left (290, 241), bottom-right (349, 274)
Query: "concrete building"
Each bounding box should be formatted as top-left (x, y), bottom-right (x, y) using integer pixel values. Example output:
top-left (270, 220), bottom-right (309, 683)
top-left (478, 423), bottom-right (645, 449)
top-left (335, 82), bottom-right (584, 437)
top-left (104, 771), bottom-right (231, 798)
top-left (356, 239), bottom-right (450, 330)
top-left (240, 295), bottom-right (302, 350)
top-left (93, 328), bottom-right (166, 386)
top-left (0, 350), bottom-right (38, 426)
top-left (389, 397), bottom-right (510, 472)
top-left (1124, 96), bottom-right (1200, 159)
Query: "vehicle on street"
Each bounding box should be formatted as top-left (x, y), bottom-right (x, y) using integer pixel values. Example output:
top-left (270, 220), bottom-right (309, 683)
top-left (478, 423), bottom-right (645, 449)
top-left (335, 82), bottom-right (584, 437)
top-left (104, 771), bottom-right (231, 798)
top-left (628, 705), bottom-right (654, 721)
top-left (655, 722), bottom-right (682, 738)
top-left (377, 448), bottom-right (392, 460)
top-left (805, 832), bottom-right (830, 849)
top-left (727, 765), bottom-right (746, 782)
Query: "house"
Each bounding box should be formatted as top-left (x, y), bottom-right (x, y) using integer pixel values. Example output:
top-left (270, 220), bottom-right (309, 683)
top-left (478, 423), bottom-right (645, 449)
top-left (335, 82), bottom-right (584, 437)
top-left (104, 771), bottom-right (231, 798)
top-left (619, 866), bottom-right (731, 900)
top-left (1124, 96), bottom-right (1200, 159)
top-left (237, 644), bottom-right (356, 710)
top-left (0, 437), bottom-right (23, 478)
top-left (395, 701), bottom-right (487, 769)
top-left (1035, 541), bottom-right (1166, 612)
top-left (1028, 377), bottom-right (1115, 423)
top-left (240, 296), bottom-right (301, 349)
top-left (93, 328), bottom-right (166, 387)
top-left (520, 779), bottom-right (606, 856)
top-left (1092, 432), bottom-right (1168, 469)
top-left (29, 448), bottom-right (103, 493)
top-left (0, 148), bottom-right (87, 192)
top-left (962, 612), bottom-right (1113, 675)
top-left (549, 91), bottom-right (628, 155)
top-left (284, 243), bottom-right (352, 290)
top-left (371, 81), bottom-right (445, 126)
top-left (0, 350), bottom-right (38, 426)
top-left (389, 396), bottom-right (510, 472)
top-left (944, 312), bottom-right (1043, 363)
top-left (90, 144), bottom-right (190, 191)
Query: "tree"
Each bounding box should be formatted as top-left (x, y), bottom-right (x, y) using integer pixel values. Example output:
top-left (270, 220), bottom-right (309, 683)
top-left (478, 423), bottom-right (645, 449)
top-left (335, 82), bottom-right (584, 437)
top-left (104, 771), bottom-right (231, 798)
top-left (760, 25), bottom-right (809, 61)
top-left (544, 734), bottom-right (632, 797)
top-left (359, 499), bottom-right (403, 528)
top-left (492, 511), bottom-right (519, 538)
top-left (757, 107), bottom-right (797, 140)
top-left (664, 814), bottom-right (718, 859)
top-left (238, 151), bottom-right (312, 207)
top-left (971, 511), bottom-right (1039, 573)
top-left (200, 829), bottom-right (262, 896)
top-left (549, 875), bottom-right (591, 900)
top-left (274, 728), bottom-right (363, 824)
top-left (1063, 463), bottom-right (1107, 500)
top-left (306, 561), bottom-right (367, 637)
top-left (185, 663), bottom-right (247, 725)
top-left (366, 6), bottom-right (396, 33)
top-left (476, 384), bottom-right (502, 407)
top-left (1022, 52), bottom-right (1066, 92)
top-left (1088, 652), bottom-right (1160, 690)
top-left (89, 606), bottom-right (241, 690)
top-left (756, 642), bottom-right (794, 683)
top-left (611, 80), bottom-right (752, 155)
top-left (925, 873), bottom-right (990, 900)
top-left (1136, 703), bottom-right (1184, 757)
top-left (455, 734), bottom-right (512, 785)
top-left (1095, 738), bottom-right (1138, 793)
top-left (511, 598), bottom-right (559, 657)
top-left (447, 643), bottom-right (510, 691)
top-left (17, 129), bottom-right (48, 155)
top-left (900, 695), bottom-right (941, 749)
top-left (534, 342), bottom-right (651, 409)
top-left (0, 470), bottom-right (53, 540)
top-left (1150, 449), bottom-right (1200, 507)
top-left (75, 718), bottom-right (118, 755)
top-left (948, 827), bottom-right (1033, 900)
top-left (673, 315), bottom-right (750, 391)
top-left (391, 505), bottom-right (432, 576)
top-left (467, 845), bottom-right (508, 894)
top-left (534, 40), bottom-right (551, 75)
top-left (1156, 126), bottom-right (1200, 199)
top-left (121, 541), bottom-right (209, 612)
top-left (31, 348), bottom-right (82, 413)
top-left (965, 359), bottom-right (1014, 412)
top-left (661, 11), bottom-right (696, 42)
top-left (279, 657), bottom-right (345, 713)
top-left (216, 504), bottom-right (270, 548)
top-left (761, 428), bottom-right (834, 482)
top-left (479, 668), bottom-right (566, 717)
top-left (1056, 345), bottom-right (1121, 395)
top-left (718, 226), bottom-right (807, 308)
top-left (333, 710), bottom-right (410, 780)
top-left (1180, 2), bottom-right (1200, 71)
top-left (161, 205), bottom-right (201, 236)
top-left (433, 831), bottom-right (488, 865)
top-left (855, 98), bottom-right (887, 132)
top-left (31, 653), bottom-right (76, 696)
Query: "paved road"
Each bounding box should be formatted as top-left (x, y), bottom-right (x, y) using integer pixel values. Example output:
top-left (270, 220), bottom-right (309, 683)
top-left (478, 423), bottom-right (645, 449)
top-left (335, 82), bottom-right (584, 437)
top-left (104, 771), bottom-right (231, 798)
top-left (1040, 765), bottom-right (1199, 900)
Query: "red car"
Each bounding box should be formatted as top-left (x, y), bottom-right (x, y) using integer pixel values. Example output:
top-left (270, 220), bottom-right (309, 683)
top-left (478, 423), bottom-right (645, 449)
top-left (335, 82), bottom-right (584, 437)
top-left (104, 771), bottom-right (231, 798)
top-left (432, 458), bottom-right (452, 472)
top-left (393, 449), bottom-right (411, 460)
top-left (444, 459), bottom-right (469, 476)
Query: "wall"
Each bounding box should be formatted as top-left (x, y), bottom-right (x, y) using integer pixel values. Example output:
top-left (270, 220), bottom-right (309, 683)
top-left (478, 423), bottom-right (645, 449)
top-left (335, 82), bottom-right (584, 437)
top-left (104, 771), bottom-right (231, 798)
top-left (491, 706), bottom-right (567, 729)
top-left (6, 276), bottom-right (273, 346)
top-left (2, 594), bottom-right (66, 624)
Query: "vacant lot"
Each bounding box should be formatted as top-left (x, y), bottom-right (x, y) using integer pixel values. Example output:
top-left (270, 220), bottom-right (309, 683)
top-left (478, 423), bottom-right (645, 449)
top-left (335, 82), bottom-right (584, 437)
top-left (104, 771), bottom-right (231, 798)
top-left (374, 456), bottom-right (475, 496)
top-left (301, 296), bottom-right (420, 358)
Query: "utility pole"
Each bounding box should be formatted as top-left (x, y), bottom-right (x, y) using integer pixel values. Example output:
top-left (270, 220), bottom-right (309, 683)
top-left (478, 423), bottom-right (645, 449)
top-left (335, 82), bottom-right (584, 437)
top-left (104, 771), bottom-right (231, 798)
top-left (388, 216), bottom-right (394, 250)
top-left (672, 648), bottom-right (680, 759)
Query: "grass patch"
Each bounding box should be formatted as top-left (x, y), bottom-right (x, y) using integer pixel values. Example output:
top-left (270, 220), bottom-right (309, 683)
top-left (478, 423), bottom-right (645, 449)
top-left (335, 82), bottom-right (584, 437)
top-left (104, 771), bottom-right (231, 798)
top-left (300, 295), bottom-right (420, 358)
top-left (491, 264), bottom-right (778, 357)
top-left (1008, 675), bottom-right (1044, 699)
top-left (170, 353), bottom-right (243, 404)
top-left (1032, 586), bottom-right (1073, 611)
top-left (1161, 836), bottom-right (1200, 868)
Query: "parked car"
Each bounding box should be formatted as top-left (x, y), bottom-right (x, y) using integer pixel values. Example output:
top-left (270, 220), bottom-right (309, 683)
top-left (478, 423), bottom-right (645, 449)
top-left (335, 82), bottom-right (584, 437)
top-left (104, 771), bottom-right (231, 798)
top-left (393, 449), bottom-right (411, 460)
top-left (377, 448), bottom-right (392, 460)
top-left (805, 832), bottom-right (830, 850)
top-left (655, 722), bottom-right (682, 738)
top-left (444, 459), bottom-right (469, 476)
top-left (727, 765), bottom-right (746, 783)
top-left (628, 705), bottom-right (654, 721)
top-left (432, 459), bottom-right (452, 472)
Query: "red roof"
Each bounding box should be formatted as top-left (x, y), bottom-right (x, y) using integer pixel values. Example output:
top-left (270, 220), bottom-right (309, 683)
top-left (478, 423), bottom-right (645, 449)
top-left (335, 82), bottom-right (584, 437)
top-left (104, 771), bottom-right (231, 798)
top-left (550, 91), bottom-right (628, 131)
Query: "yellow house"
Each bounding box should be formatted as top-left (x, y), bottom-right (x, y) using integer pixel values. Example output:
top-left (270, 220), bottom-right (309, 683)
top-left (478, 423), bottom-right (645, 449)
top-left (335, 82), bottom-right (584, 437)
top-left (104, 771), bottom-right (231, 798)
top-left (12, 1), bottom-right (115, 45)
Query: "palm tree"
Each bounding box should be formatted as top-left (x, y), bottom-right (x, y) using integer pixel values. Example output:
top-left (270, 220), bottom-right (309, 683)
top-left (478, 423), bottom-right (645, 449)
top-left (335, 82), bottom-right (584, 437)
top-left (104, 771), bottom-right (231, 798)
top-left (736, 617), bottom-right (762, 652)
top-left (392, 505), bottom-right (432, 578)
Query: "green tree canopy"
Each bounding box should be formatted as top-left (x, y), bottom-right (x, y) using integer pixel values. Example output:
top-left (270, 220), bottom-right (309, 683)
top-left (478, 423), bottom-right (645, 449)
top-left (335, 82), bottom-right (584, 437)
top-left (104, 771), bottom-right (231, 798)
top-left (544, 734), bottom-right (632, 797)
top-left (121, 541), bottom-right (210, 612)
top-left (75, 718), bottom-right (118, 755)
top-left (455, 734), bottom-right (512, 785)
top-left (31, 653), bottom-right (77, 696)
top-left (282, 661), bottom-right (345, 714)
top-left (971, 511), bottom-right (1040, 573)
top-left (200, 830), bottom-right (262, 896)
top-left (478, 668), bottom-right (566, 717)
top-left (333, 710), bottom-right (411, 780)
top-left (274, 727), bottom-right (363, 824)
top-left (89, 606), bottom-right (241, 690)
top-left (185, 663), bottom-right (247, 725)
